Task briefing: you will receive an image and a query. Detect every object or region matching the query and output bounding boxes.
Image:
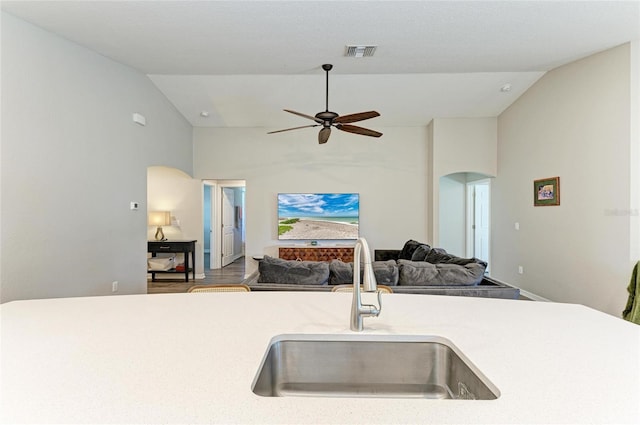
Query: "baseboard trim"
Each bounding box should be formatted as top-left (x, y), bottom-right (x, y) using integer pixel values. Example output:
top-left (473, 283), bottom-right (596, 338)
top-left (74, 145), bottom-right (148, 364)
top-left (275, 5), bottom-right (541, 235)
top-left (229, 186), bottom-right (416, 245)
top-left (518, 288), bottom-right (551, 302)
top-left (147, 273), bottom-right (206, 281)
top-left (485, 275), bottom-right (550, 302)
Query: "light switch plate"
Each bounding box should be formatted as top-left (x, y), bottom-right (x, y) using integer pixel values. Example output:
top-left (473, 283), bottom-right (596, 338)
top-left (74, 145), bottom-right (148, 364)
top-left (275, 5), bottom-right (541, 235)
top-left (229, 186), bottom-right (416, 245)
top-left (133, 112), bottom-right (146, 126)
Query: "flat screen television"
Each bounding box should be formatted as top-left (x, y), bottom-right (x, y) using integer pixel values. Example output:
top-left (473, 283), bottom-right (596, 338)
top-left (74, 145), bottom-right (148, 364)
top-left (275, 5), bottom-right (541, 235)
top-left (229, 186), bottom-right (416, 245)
top-left (278, 193), bottom-right (359, 240)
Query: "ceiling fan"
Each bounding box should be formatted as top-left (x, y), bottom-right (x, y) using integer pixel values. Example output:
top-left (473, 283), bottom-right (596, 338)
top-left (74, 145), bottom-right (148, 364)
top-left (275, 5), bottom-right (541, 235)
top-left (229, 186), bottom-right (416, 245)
top-left (268, 64), bottom-right (382, 144)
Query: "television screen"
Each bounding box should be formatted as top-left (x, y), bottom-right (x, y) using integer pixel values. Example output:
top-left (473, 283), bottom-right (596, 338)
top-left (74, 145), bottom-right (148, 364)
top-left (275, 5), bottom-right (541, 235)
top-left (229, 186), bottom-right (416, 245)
top-left (278, 193), bottom-right (359, 240)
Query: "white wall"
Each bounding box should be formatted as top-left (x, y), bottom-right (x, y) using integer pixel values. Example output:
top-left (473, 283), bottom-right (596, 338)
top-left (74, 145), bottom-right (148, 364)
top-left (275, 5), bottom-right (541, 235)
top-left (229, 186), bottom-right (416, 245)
top-left (428, 117), bottom-right (497, 245)
top-left (147, 167), bottom-right (203, 277)
top-left (1, 13), bottom-right (193, 302)
top-left (631, 41), bottom-right (640, 264)
top-left (193, 126), bottom-right (429, 275)
top-left (438, 174), bottom-right (467, 256)
top-left (492, 44), bottom-right (636, 316)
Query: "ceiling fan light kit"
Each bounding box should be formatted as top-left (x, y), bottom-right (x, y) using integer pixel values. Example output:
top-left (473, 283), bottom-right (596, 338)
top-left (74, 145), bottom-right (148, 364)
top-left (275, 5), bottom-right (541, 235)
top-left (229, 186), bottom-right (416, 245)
top-left (268, 64), bottom-right (382, 144)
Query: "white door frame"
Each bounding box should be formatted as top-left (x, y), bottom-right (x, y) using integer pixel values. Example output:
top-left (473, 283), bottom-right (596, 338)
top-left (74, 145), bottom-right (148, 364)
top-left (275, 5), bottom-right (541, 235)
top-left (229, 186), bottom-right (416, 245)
top-left (203, 181), bottom-right (217, 270)
top-left (205, 179), bottom-right (245, 270)
top-left (466, 179), bottom-right (491, 271)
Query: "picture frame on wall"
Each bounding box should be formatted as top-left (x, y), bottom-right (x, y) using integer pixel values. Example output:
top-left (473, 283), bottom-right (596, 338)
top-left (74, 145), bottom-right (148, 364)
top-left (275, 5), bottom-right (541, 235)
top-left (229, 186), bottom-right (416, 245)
top-left (534, 177), bottom-right (560, 206)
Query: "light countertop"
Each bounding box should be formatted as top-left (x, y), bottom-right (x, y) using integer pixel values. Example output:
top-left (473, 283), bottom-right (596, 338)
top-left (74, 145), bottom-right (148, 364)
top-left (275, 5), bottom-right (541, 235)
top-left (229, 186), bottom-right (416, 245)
top-left (1, 292), bottom-right (639, 424)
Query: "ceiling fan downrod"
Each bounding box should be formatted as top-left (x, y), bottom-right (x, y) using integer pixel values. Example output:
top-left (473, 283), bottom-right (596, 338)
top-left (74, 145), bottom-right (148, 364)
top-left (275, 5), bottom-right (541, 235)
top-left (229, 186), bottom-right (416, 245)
top-left (322, 64), bottom-right (332, 112)
top-left (315, 64), bottom-right (338, 124)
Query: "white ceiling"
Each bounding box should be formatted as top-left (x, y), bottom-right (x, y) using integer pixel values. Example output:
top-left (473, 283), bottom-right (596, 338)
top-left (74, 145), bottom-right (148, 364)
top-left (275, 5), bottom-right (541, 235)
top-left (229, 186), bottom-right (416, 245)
top-left (3, 1), bottom-right (639, 128)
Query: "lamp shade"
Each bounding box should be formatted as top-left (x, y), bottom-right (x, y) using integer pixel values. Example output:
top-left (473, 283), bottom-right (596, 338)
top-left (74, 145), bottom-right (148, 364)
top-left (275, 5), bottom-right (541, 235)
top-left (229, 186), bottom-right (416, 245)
top-left (148, 211), bottom-right (171, 226)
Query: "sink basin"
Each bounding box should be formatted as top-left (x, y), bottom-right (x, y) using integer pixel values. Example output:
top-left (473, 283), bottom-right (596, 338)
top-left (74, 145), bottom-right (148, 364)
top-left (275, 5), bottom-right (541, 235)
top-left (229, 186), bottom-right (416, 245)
top-left (252, 334), bottom-right (499, 399)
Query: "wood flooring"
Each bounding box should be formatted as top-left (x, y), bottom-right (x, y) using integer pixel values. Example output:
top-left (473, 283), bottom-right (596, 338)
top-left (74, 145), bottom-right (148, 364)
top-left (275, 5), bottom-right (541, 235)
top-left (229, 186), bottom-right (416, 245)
top-left (147, 255), bottom-right (246, 294)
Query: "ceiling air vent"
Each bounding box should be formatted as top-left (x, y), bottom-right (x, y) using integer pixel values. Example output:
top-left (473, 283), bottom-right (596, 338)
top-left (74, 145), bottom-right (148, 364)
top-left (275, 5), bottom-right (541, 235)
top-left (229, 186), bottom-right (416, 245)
top-left (345, 45), bottom-right (377, 58)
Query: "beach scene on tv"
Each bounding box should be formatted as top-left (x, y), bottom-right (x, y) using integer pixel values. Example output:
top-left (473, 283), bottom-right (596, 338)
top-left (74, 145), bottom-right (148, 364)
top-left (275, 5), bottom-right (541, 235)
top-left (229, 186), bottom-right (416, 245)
top-left (278, 193), bottom-right (359, 240)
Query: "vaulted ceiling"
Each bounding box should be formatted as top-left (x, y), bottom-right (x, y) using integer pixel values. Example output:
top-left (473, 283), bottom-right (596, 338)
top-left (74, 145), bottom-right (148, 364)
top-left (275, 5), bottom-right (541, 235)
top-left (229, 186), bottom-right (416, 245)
top-left (3, 1), bottom-right (639, 128)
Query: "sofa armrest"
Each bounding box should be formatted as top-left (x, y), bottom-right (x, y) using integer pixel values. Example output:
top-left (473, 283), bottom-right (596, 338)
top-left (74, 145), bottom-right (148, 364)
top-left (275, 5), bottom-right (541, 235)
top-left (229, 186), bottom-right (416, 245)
top-left (374, 249), bottom-right (400, 261)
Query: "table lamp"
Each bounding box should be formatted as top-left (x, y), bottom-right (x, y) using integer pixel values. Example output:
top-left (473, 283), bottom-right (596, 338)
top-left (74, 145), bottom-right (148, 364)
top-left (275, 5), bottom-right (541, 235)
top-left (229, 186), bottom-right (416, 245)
top-left (148, 211), bottom-right (171, 241)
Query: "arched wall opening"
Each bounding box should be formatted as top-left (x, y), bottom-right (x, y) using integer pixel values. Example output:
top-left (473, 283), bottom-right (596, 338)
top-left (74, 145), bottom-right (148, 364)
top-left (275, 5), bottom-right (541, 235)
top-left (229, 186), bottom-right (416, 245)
top-left (438, 172), bottom-right (493, 267)
top-left (147, 166), bottom-right (205, 282)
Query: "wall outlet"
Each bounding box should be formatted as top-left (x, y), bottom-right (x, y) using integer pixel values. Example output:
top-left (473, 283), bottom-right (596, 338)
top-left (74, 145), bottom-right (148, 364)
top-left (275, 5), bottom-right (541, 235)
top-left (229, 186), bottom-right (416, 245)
top-left (112, 281), bottom-right (119, 292)
top-left (518, 266), bottom-right (524, 274)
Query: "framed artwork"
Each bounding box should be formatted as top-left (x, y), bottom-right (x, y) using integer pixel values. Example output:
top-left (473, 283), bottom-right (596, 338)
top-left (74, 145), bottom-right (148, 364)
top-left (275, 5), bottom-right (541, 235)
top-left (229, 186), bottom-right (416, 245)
top-left (534, 177), bottom-right (560, 206)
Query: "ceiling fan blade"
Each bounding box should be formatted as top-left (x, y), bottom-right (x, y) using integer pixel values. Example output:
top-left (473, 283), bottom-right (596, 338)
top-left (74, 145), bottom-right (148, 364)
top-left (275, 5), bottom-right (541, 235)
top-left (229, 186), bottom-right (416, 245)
top-left (318, 127), bottom-right (331, 144)
top-left (335, 124), bottom-right (383, 138)
top-left (334, 111), bottom-right (380, 124)
top-left (283, 109), bottom-right (323, 124)
top-left (267, 124), bottom-right (319, 134)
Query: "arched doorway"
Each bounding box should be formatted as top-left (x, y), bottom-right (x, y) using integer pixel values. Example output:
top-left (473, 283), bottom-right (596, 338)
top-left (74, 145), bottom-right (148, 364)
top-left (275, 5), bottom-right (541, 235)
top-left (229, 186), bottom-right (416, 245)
top-left (438, 172), bottom-right (491, 268)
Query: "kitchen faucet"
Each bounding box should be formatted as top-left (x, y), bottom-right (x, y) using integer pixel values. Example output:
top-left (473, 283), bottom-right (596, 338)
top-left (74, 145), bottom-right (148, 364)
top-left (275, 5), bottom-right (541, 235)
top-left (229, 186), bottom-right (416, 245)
top-left (351, 237), bottom-right (382, 331)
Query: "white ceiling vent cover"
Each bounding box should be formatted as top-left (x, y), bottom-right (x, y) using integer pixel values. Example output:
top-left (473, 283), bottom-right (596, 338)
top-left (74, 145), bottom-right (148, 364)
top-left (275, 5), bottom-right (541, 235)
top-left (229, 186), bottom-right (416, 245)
top-left (345, 45), bottom-right (377, 57)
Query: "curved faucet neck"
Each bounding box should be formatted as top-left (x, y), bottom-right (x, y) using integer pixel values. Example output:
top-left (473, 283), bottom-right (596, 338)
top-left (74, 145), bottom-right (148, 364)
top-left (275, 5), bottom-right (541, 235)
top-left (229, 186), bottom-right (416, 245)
top-left (351, 237), bottom-right (381, 331)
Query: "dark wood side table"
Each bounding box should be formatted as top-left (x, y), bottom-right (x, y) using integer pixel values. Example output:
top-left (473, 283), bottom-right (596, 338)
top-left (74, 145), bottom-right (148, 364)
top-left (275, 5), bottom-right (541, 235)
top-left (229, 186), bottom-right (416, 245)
top-left (148, 240), bottom-right (197, 282)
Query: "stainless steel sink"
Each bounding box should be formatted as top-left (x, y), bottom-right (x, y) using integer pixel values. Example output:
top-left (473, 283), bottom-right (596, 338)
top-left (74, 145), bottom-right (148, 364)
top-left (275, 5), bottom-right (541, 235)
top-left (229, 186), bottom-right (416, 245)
top-left (252, 334), bottom-right (499, 399)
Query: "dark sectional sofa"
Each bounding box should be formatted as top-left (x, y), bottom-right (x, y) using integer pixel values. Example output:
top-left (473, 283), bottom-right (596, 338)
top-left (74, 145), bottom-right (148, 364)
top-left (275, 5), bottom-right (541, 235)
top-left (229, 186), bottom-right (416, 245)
top-left (247, 240), bottom-right (520, 300)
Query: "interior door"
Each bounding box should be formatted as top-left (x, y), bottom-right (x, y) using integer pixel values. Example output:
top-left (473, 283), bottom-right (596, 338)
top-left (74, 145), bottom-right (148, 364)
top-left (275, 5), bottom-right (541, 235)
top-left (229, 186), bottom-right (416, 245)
top-left (221, 188), bottom-right (235, 267)
top-left (473, 182), bottom-right (490, 268)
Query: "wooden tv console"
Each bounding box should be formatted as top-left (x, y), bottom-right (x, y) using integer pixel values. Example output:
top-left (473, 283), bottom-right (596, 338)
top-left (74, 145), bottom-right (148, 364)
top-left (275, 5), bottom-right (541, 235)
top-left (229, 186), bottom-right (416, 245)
top-left (278, 246), bottom-right (354, 262)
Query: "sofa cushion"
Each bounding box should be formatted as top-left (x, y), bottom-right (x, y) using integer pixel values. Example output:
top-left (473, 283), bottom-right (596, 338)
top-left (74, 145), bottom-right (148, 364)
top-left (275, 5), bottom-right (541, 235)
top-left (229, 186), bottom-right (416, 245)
top-left (397, 259), bottom-right (485, 286)
top-left (328, 259), bottom-right (399, 286)
top-left (399, 240), bottom-right (430, 260)
top-left (397, 260), bottom-right (438, 285)
top-left (258, 255), bottom-right (329, 285)
top-left (329, 260), bottom-right (353, 285)
top-left (372, 260), bottom-right (400, 286)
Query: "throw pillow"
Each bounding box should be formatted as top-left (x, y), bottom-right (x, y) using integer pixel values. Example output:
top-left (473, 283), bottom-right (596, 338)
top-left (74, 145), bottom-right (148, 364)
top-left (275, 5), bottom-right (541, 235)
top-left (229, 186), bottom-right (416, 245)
top-left (399, 240), bottom-right (426, 260)
top-left (410, 244), bottom-right (432, 261)
top-left (424, 249), bottom-right (488, 268)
